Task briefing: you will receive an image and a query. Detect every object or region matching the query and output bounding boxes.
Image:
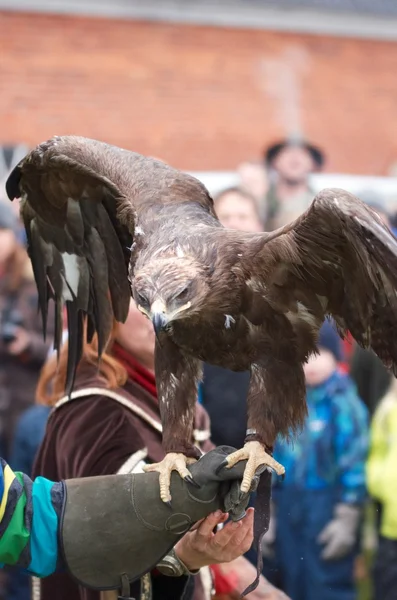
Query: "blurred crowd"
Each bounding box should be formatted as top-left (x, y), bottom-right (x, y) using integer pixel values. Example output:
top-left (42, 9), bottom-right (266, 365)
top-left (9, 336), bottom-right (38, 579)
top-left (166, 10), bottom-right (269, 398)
top-left (1, 138), bottom-right (397, 600)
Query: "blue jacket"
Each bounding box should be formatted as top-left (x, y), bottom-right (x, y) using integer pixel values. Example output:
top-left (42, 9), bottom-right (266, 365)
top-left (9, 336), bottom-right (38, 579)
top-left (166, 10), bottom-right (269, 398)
top-left (273, 371), bottom-right (369, 504)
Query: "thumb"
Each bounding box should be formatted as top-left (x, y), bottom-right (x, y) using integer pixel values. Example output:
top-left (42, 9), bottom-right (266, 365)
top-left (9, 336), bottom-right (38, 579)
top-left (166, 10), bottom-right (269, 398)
top-left (189, 518), bottom-right (205, 532)
top-left (321, 543), bottom-right (336, 561)
top-left (317, 522), bottom-right (333, 545)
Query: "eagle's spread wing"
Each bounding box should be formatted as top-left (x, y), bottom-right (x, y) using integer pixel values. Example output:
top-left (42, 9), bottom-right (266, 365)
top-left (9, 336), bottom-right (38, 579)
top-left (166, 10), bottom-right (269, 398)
top-left (6, 138), bottom-right (133, 392)
top-left (248, 188), bottom-right (397, 371)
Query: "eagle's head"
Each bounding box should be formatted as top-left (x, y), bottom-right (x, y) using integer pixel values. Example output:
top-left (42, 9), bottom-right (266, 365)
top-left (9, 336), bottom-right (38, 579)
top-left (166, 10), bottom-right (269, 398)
top-left (132, 255), bottom-right (210, 336)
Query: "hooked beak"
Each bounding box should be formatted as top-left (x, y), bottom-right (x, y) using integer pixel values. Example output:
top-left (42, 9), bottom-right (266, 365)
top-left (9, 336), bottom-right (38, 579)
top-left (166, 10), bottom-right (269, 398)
top-left (152, 312), bottom-right (168, 338)
top-left (150, 300), bottom-right (168, 339)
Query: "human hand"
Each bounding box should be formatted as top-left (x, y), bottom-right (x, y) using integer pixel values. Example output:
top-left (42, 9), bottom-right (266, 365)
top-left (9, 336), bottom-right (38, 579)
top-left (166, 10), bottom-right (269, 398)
top-left (6, 327), bottom-right (31, 356)
top-left (175, 507), bottom-right (254, 571)
top-left (317, 503), bottom-right (361, 560)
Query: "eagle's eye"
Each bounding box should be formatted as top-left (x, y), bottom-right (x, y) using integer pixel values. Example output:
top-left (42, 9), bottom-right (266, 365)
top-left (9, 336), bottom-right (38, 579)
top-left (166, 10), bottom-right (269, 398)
top-left (176, 286), bottom-right (189, 302)
top-left (136, 291), bottom-right (148, 306)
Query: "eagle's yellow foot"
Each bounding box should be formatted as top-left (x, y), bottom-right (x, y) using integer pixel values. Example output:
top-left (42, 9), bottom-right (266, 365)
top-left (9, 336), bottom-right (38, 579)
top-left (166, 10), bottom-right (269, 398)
top-left (143, 453), bottom-right (198, 503)
top-left (221, 441), bottom-right (285, 494)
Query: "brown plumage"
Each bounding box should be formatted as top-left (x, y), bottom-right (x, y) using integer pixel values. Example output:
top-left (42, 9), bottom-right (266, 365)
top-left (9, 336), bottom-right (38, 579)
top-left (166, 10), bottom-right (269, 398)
top-left (7, 136), bottom-right (397, 501)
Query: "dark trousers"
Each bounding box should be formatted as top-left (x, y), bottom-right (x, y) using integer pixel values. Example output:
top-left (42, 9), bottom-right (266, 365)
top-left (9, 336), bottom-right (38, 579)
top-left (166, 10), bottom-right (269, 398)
top-left (373, 536), bottom-right (397, 600)
top-left (263, 487), bottom-right (358, 600)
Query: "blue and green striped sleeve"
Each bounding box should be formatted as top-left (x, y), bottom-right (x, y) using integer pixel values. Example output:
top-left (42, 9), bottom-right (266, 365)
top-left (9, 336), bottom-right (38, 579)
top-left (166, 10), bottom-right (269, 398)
top-left (0, 458), bottom-right (64, 577)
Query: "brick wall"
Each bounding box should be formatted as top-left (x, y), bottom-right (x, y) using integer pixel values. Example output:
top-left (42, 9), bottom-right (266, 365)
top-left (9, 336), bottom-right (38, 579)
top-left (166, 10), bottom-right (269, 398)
top-left (1, 10), bottom-right (397, 174)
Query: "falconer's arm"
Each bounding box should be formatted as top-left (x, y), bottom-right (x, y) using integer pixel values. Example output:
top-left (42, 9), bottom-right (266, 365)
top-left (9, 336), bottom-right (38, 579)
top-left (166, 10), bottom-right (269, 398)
top-left (0, 449), bottom-right (256, 599)
top-left (0, 457), bottom-right (63, 576)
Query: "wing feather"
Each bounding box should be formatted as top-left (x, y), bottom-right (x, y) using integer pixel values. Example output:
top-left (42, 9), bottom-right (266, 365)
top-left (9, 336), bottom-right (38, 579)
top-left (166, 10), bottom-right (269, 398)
top-left (96, 203), bottom-right (131, 322)
top-left (85, 227), bottom-right (113, 355)
top-left (29, 219), bottom-right (53, 337)
top-left (47, 249), bottom-right (65, 356)
top-left (249, 188), bottom-right (397, 372)
top-left (6, 138), bottom-right (133, 393)
top-left (65, 301), bottom-right (84, 394)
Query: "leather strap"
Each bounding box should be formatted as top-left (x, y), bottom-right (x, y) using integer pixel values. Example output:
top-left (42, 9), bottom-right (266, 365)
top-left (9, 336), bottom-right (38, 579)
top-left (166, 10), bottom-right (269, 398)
top-left (53, 387), bottom-right (163, 432)
top-left (52, 387), bottom-right (210, 446)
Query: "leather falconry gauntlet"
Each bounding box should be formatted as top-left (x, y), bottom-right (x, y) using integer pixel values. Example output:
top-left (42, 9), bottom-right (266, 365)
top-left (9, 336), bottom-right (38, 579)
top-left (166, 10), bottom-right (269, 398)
top-left (60, 446), bottom-right (260, 596)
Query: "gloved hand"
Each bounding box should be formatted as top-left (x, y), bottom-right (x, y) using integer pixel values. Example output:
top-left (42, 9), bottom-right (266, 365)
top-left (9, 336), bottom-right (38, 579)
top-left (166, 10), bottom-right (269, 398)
top-left (223, 465), bottom-right (263, 522)
top-left (261, 501), bottom-right (276, 559)
top-left (317, 503), bottom-right (361, 560)
top-left (60, 445), bottom-right (259, 593)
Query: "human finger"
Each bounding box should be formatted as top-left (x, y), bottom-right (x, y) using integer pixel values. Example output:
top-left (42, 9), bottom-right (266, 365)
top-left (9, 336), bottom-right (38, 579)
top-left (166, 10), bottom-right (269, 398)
top-left (317, 523), bottom-right (332, 544)
top-left (196, 511), bottom-right (228, 539)
top-left (216, 513), bottom-right (229, 530)
top-left (209, 519), bottom-right (243, 549)
top-left (237, 517), bottom-right (254, 554)
top-left (210, 507), bottom-right (253, 550)
top-left (190, 512), bottom-right (227, 534)
top-left (227, 508), bottom-right (254, 547)
top-left (189, 518), bottom-right (205, 532)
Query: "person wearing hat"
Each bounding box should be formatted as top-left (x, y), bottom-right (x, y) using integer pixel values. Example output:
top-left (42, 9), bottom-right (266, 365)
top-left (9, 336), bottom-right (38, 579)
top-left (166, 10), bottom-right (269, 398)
top-left (264, 139), bottom-right (324, 230)
top-left (262, 319), bottom-right (369, 600)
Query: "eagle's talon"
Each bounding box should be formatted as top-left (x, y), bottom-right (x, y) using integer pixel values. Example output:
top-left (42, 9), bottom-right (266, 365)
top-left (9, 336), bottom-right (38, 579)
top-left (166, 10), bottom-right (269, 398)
top-left (215, 459), bottom-right (229, 476)
top-left (165, 500), bottom-right (173, 509)
top-left (238, 489), bottom-right (250, 503)
top-left (240, 480), bottom-right (252, 494)
top-left (184, 475), bottom-right (200, 489)
top-left (143, 452), bottom-right (198, 503)
top-left (223, 441), bottom-right (285, 496)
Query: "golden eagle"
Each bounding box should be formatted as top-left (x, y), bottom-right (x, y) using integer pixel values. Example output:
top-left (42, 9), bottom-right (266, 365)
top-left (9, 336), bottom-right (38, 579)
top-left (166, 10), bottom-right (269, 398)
top-left (6, 136), bottom-right (397, 503)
